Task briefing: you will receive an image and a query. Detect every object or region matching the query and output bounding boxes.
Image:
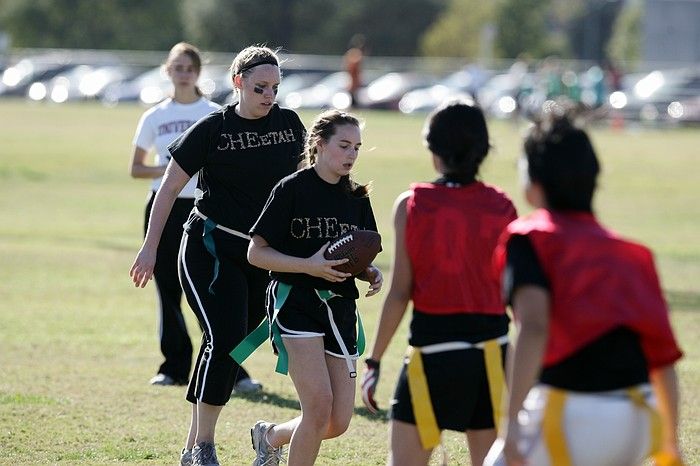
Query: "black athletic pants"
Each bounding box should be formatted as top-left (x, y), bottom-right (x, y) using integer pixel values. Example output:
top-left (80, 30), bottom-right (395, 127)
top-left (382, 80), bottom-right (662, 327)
top-left (145, 193), bottom-right (194, 383)
top-left (179, 215), bottom-right (268, 406)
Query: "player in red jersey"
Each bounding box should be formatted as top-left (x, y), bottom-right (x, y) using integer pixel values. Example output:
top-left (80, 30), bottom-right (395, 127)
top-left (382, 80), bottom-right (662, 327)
top-left (361, 99), bottom-right (517, 466)
top-left (485, 113), bottom-right (684, 466)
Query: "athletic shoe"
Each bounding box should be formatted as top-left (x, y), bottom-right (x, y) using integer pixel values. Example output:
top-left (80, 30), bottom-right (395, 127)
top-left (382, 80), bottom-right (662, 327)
top-left (233, 377), bottom-right (263, 394)
top-left (192, 442), bottom-right (219, 466)
top-left (180, 448), bottom-right (192, 466)
top-left (251, 420), bottom-right (284, 466)
top-left (149, 373), bottom-right (187, 386)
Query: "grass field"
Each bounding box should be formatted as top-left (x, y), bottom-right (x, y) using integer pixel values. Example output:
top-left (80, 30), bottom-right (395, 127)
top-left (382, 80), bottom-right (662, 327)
top-left (0, 100), bottom-right (698, 465)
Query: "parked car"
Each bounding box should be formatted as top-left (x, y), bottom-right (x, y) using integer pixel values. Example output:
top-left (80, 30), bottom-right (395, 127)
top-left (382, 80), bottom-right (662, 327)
top-left (0, 58), bottom-right (76, 97)
top-left (78, 64), bottom-right (147, 100)
top-left (283, 70), bottom-right (383, 109)
top-left (225, 70), bottom-right (328, 106)
top-left (27, 64), bottom-right (95, 102)
top-left (609, 67), bottom-right (700, 123)
top-left (667, 95), bottom-right (700, 125)
top-left (398, 66), bottom-right (491, 114)
top-left (283, 71), bottom-right (351, 109)
top-left (477, 73), bottom-right (522, 119)
top-left (277, 71), bottom-right (327, 103)
top-left (101, 65), bottom-right (171, 106)
top-left (355, 71), bottom-right (437, 110)
top-left (198, 65), bottom-right (233, 104)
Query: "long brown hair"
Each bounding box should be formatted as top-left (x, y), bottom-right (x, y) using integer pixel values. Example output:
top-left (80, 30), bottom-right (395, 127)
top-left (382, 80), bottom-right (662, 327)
top-left (304, 109), bottom-right (370, 198)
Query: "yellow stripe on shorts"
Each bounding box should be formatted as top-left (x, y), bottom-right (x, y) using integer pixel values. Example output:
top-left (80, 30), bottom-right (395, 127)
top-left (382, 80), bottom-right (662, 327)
top-left (652, 451), bottom-right (686, 466)
top-left (406, 347), bottom-right (441, 449)
top-left (542, 388), bottom-right (573, 466)
top-left (626, 387), bottom-right (662, 459)
top-left (483, 339), bottom-right (506, 433)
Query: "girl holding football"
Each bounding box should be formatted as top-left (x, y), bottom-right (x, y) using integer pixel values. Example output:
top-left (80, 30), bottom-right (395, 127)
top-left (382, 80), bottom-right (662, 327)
top-left (130, 45), bottom-right (306, 466)
top-left (361, 99), bottom-right (517, 466)
top-left (245, 109), bottom-right (383, 466)
top-left (485, 113), bottom-right (684, 466)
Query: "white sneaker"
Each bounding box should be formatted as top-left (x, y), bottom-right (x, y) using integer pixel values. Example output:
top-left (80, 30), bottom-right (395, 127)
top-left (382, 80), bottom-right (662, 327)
top-left (251, 420), bottom-right (285, 466)
top-left (149, 373), bottom-right (187, 386)
top-left (149, 373), bottom-right (175, 386)
top-left (233, 377), bottom-right (263, 394)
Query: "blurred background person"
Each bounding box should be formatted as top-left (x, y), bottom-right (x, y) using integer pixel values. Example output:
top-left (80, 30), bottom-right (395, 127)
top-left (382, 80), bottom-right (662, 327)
top-left (130, 42), bottom-right (220, 387)
top-left (344, 34), bottom-right (366, 108)
top-left (131, 42), bottom-right (261, 394)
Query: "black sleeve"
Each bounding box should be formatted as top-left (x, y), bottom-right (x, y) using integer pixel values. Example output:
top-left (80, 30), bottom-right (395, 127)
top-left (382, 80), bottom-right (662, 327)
top-left (167, 112), bottom-right (219, 177)
top-left (362, 198), bottom-right (378, 232)
top-left (249, 180), bottom-right (294, 248)
top-left (502, 234), bottom-right (549, 305)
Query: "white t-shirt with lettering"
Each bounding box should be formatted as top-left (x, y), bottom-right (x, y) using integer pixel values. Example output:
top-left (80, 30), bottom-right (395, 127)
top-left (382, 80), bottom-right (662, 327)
top-left (133, 97), bottom-right (220, 197)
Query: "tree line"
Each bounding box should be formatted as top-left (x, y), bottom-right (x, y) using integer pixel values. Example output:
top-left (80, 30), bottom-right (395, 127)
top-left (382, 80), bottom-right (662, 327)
top-left (0, 0), bottom-right (639, 63)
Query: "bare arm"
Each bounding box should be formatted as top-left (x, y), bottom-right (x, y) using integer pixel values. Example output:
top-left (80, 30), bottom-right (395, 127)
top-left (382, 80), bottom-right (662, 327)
top-left (650, 364), bottom-right (683, 462)
top-left (247, 234), bottom-right (351, 283)
top-left (502, 285), bottom-right (550, 466)
top-left (129, 146), bottom-right (167, 179)
top-left (129, 160), bottom-right (190, 287)
top-left (369, 192), bottom-right (412, 361)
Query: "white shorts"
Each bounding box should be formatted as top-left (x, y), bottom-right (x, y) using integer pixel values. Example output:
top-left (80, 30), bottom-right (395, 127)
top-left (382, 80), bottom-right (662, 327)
top-left (484, 384), bottom-right (658, 466)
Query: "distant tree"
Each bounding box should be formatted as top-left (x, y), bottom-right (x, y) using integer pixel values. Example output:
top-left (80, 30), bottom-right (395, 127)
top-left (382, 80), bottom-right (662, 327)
top-left (607, 0), bottom-right (642, 66)
top-left (181, 0), bottom-right (295, 53)
top-left (494, 0), bottom-right (555, 59)
top-left (0, 0), bottom-right (442, 57)
top-left (342, 0), bottom-right (444, 56)
top-left (419, 0), bottom-right (495, 58)
top-left (288, 0), bottom-right (343, 54)
top-left (567, 0), bottom-right (622, 62)
top-left (182, 0), bottom-right (443, 56)
top-left (0, 0), bottom-right (183, 50)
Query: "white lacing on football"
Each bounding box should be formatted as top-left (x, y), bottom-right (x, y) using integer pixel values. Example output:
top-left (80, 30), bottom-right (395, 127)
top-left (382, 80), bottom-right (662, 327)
top-left (327, 234), bottom-right (354, 254)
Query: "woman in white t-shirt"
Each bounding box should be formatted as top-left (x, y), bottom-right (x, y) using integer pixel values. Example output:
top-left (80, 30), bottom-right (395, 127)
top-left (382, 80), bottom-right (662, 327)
top-left (129, 43), bottom-right (222, 387)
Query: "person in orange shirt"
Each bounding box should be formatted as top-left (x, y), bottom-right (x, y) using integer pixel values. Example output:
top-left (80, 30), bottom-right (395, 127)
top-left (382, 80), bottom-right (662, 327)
top-left (344, 34), bottom-right (366, 108)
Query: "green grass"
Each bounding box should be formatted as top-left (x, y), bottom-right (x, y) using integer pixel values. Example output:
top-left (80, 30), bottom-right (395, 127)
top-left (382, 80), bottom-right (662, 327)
top-left (0, 100), bottom-right (698, 465)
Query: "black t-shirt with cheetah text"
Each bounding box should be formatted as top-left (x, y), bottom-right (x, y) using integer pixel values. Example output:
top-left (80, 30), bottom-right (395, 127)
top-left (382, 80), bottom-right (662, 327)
top-left (251, 167), bottom-right (378, 298)
top-left (168, 103), bottom-right (306, 233)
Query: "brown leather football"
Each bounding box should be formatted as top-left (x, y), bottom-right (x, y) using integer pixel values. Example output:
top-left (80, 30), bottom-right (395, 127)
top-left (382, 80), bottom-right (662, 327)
top-left (323, 230), bottom-right (382, 276)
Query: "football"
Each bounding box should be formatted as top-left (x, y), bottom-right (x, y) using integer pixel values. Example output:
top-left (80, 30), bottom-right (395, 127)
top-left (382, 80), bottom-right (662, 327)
top-left (324, 230), bottom-right (382, 276)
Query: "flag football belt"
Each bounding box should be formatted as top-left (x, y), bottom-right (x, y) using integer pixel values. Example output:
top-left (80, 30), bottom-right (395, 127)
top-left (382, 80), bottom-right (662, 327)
top-left (541, 385), bottom-right (662, 466)
top-left (230, 282), bottom-right (365, 378)
top-left (406, 335), bottom-right (509, 449)
top-left (194, 208), bottom-right (251, 294)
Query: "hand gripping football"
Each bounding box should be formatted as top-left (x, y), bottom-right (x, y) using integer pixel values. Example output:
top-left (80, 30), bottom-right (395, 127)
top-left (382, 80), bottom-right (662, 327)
top-left (323, 230), bottom-right (382, 276)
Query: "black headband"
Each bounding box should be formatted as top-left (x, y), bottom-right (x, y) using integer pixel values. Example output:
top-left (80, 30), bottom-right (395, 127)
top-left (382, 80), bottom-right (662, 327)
top-left (236, 57), bottom-right (279, 75)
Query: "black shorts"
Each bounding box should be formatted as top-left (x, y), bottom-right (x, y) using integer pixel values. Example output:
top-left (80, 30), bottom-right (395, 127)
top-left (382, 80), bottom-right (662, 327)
top-left (389, 344), bottom-right (507, 432)
top-left (266, 281), bottom-right (358, 359)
